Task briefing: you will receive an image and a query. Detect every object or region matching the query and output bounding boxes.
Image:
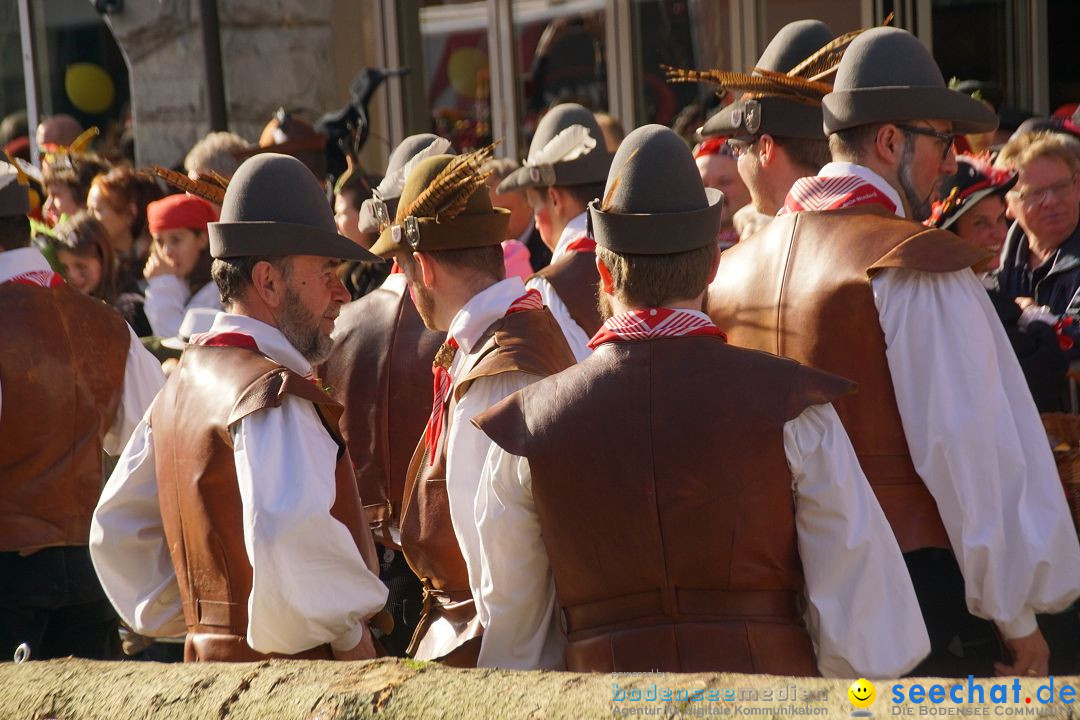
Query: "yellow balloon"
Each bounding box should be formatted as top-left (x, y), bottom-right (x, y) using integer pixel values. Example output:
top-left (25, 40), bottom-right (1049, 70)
top-left (447, 48), bottom-right (487, 100)
top-left (65, 63), bottom-right (116, 115)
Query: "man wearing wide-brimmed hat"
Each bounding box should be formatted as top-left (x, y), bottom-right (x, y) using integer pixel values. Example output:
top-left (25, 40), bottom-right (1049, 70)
top-left (498, 103), bottom-right (614, 361)
top-left (0, 162), bottom-right (164, 662)
top-left (91, 153), bottom-right (389, 663)
top-left (319, 134), bottom-right (452, 656)
top-left (369, 147), bottom-right (575, 666)
top-left (472, 125), bottom-right (929, 675)
top-left (709, 27), bottom-right (1080, 676)
top-left (697, 19), bottom-right (835, 218)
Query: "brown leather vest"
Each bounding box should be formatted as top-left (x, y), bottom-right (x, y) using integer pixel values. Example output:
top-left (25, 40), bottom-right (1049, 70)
top-left (533, 250), bottom-right (603, 337)
top-left (400, 306), bottom-right (575, 666)
top-left (475, 335), bottom-right (853, 674)
top-left (0, 282), bottom-right (129, 554)
top-left (151, 344), bottom-right (380, 662)
top-left (707, 205), bottom-right (988, 553)
top-left (320, 282), bottom-right (445, 548)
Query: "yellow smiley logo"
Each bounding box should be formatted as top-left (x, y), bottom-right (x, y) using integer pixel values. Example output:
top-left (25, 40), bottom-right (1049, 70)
top-left (848, 678), bottom-right (876, 709)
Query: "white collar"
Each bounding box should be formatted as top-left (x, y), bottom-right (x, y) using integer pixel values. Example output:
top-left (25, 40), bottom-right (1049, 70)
top-left (447, 276), bottom-right (528, 355)
top-left (817, 162), bottom-right (907, 219)
top-left (205, 313), bottom-right (313, 377)
top-left (0, 247), bottom-right (52, 284)
top-left (551, 211), bottom-right (589, 262)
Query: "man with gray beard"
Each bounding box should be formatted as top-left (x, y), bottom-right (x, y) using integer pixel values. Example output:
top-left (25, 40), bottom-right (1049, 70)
top-left (91, 154), bottom-right (389, 662)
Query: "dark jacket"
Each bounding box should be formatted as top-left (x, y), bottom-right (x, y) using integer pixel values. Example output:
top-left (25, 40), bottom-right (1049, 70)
top-left (993, 219), bottom-right (1080, 316)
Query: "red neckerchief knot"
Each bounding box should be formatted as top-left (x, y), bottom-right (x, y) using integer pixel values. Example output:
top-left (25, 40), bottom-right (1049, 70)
top-left (424, 289), bottom-right (543, 463)
top-left (588, 307), bottom-right (726, 349)
top-left (781, 174), bottom-right (897, 215)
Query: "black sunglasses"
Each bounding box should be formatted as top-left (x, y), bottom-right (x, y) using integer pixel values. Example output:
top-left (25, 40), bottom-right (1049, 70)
top-left (895, 124), bottom-right (957, 160)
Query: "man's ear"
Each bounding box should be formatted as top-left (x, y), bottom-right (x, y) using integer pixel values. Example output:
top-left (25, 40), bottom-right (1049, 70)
top-left (758, 134), bottom-right (775, 167)
top-left (874, 124), bottom-right (906, 165)
top-left (414, 251), bottom-right (437, 288)
top-left (250, 259), bottom-right (286, 309)
top-left (595, 253), bottom-right (615, 294)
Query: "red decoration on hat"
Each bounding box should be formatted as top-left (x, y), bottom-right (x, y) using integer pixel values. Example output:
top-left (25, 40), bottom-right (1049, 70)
top-left (147, 194), bottom-right (219, 236)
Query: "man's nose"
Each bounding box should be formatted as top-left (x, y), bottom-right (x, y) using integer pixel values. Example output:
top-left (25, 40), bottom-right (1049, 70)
top-left (330, 274), bottom-right (350, 304)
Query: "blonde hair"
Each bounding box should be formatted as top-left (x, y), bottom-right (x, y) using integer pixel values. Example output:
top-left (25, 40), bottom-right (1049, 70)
top-left (995, 131), bottom-right (1080, 173)
top-left (183, 131), bottom-right (251, 179)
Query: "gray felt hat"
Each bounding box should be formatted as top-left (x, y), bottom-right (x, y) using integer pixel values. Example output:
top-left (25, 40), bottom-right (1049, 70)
top-left (497, 103), bottom-right (613, 193)
top-left (357, 134), bottom-right (455, 235)
top-left (0, 162), bottom-right (30, 217)
top-left (701, 19), bottom-right (834, 140)
top-left (822, 27), bottom-right (998, 134)
top-left (588, 125), bottom-right (723, 255)
top-left (209, 153), bottom-right (378, 261)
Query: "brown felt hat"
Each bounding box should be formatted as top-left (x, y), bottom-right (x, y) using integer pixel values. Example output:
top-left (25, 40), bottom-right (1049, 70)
top-left (822, 27), bottom-right (998, 135)
top-left (209, 153), bottom-right (378, 261)
top-left (702, 19), bottom-right (834, 140)
top-left (370, 153), bottom-right (510, 258)
top-left (357, 134), bottom-right (454, 235)
top-left (496, 103), bottom-right (613, 193)
top-left (588, 125), bottom-right (723, 255)
top-left (0, 161), bottom-right (30, 217)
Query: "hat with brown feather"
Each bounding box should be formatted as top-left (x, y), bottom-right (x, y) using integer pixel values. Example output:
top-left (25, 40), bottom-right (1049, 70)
top-left (588, 125), bottom-right (723, 255)
top-left (369, 145), bottom-right (510, 258)
top-left (683, 19), bottom-right (836, 140)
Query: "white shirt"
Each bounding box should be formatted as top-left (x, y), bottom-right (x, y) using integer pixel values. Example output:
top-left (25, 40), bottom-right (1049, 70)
top-left (475, 400), bottom-right (931, 677)
top-left (439, 277), bottom-right (543, 637)
top-left (0, 247), bottom-right (165, 451)
top-left (526, 211), bottom-right (593, 362)
top-left (144, 275), bottom-right (222, 338)
top-left (837, 164), bottom-right (1080, 639)
top-left (89, 313), bottom-right (388, 653)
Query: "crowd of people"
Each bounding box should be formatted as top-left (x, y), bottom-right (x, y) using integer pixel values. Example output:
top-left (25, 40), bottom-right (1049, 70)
top-left (4, 20), bottom-right (1080, 682)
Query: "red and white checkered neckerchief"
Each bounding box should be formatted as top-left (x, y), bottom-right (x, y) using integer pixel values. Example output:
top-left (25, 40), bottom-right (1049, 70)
top-left (3, 269), bottom-right (63, 288)
top-left (424, 289), bottom-right (544, 463)
top-left (780, 174), bottom-right (897, 215)
top-left (587, 307), bottom-right (726, 349)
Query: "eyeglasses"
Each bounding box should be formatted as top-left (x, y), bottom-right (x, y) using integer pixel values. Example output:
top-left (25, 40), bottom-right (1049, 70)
top-left (1008, 174), bottom-right (1079, 208)
top-left (895, 124), bottom-right (957, 161)
top-left (724, 138), bottom-right (757, 158)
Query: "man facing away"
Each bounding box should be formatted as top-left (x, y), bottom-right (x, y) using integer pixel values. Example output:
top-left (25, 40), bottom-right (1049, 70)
top-left (1, 161), bottom-right (164, 661)
top-left (367, 148), bottom-right (575, 666)
top-left (90, 153), bottom-right (388, 662)
top-left (472, 125), bottom-right (930, 677)
top-left (709, 27), bottom-right (1080, 676)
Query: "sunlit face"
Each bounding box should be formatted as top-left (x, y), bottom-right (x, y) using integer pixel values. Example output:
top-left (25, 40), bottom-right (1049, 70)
top-left (696, 152), bottom-right (750, 224)
top-left (44, 183), bottom-right (80, 225)
top-left (87, 185), bottom-right (133, 246)
top-left (273, 255), bottom-right (350, 363)
top-left (953, 195), bottom-right (1009, 272)
top-left (153, 227), bottom-right (207, 278)
top-left (334, 191), bottom-right (366, 247)
top-left (897, 119), bottom-right (958, 222)
top-left (526, 187), bottom-right (556, 250)
top-left (56, 248), bottom-right (102, 295)
top-left (1006, 156), bottom-right (1080, 246)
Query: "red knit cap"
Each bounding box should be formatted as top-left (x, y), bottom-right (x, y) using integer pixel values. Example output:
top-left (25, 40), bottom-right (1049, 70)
top-left (147, 194), bottom-right (219, 235)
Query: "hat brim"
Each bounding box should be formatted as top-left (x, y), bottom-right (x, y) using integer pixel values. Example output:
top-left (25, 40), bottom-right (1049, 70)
top-left (938, 179), bottom-right (1017, 231)
top-left (588, 188), bottom-right (725, 255)
top-left (370, 209), bottom-right (512, 258)
top-left (209, 221), bottom-right (379, 261)
top-left (496, 151), bottom-right (614, 194)
top-left (823, 86), bottom-right (999, 134)
top-left (702, 97), bottom-right (826, 140)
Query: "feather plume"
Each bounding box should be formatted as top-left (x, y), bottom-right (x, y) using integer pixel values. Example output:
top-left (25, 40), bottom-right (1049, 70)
top-left (151, 165), bottom-right (226, 205)
top-left (68, 127), bottom-right (100, 155)
top-left (398, 144), bottom-right (496, 222)
top-left (666, 67), bottom-right (827, 104)
top-left (600, 147), bottom-right (639, 213)
top-left (788, 13), bottom-right (893, 82)
top-left (6, 153), bottom-right (42, 186)
top-left (526, 124), bottom-right (596, 167)
top-left (750, 68), bottom-right (833, 98)
top-left (375, 137), bottom-right (452, 200)
top-left (204, 170), bottom-right (231, 190)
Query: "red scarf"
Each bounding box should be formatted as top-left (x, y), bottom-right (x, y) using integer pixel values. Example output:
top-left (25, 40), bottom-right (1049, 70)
top-left (425, 289), bottom-right (544, 462)
top-left (588, 307), bottom-right (726, 349)
top-left (781, 174), bottom-right (897, 215)
top-left (564, 235), bottom-right (596, 254)
top-left (4, 269), bottom-right (63, 288)
top-left (190, 330), bottom-right (319, 383)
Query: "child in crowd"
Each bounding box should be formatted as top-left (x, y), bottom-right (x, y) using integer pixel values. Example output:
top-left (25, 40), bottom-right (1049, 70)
top-left (53, 211), bottom-right (152, 336)
top-left (87, 167), bottom-right (163, 291)
top-left (142, 193), bottom-right (221, 338)
top-left (42, 154), bottom-right (109, 226)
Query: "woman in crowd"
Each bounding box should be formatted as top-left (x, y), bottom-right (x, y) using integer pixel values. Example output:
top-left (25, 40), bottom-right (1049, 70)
top-left (142, 193), bottom-right (221, 338)
top-left (42, 154), bottom-right (110, 226)
top-left (87, 167), bottom-right (163, 292)
top-left (52, 211), bottom-right (152, 336)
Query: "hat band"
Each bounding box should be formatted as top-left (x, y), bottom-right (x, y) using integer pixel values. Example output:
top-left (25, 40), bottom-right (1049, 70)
top-left (588, 197), bottom-right (725, 255)
top-left (209, 220), bottom-right (379, 261)
top-left (375, 210), bottom-right (511, 257)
